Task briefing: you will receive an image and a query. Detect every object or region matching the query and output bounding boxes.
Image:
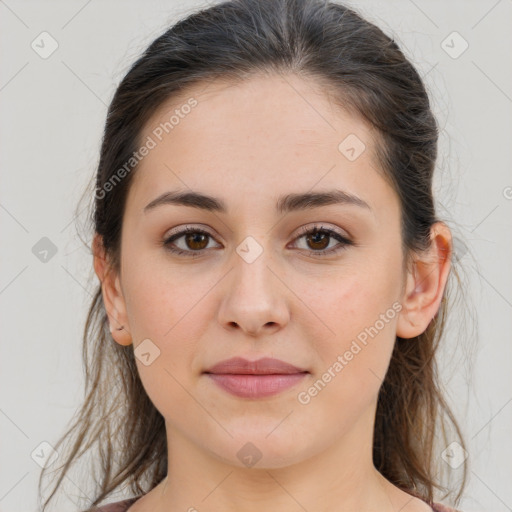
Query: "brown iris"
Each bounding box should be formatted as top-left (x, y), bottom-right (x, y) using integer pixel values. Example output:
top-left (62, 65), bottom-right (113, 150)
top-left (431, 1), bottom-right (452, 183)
top-left (306, 230), bottom-right (330, 251)
top-left (185, 232), bottom-right (209, 250)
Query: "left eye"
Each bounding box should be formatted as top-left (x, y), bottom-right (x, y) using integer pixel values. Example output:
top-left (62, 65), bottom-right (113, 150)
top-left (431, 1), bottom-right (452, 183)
top-left (291, 225), bottom-right (353, 256)
top-left (163, 225), bottom-right (353, 258)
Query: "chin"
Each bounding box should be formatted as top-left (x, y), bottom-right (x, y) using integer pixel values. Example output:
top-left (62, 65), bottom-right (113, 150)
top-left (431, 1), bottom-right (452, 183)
top-left (208, 425), bottom-right (315, 470)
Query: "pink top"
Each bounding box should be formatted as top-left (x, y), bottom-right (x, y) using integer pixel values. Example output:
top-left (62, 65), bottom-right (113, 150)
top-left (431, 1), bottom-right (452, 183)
top-left (92, 496), bottom-right (461, 511)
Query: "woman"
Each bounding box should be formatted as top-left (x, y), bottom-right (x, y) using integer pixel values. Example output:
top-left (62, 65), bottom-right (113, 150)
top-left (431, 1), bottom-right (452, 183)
top-left (39, 0), bottom-right (469, 511)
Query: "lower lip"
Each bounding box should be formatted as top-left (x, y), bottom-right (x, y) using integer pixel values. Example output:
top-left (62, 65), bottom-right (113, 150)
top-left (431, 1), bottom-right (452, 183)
top-left (205, 373), bottom-right (308, 398)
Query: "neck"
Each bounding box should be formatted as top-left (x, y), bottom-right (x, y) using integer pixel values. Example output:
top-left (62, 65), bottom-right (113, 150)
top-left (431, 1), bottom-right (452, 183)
top-left (151, 404), bottom-right (421, 512)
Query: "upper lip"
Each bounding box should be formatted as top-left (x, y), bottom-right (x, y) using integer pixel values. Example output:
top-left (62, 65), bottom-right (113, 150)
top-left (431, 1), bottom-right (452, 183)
top-left (204, 357), bottom-right (308, 375)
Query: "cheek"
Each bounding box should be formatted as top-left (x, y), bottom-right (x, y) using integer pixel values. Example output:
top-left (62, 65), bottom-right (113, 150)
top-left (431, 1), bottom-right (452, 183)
top-left (293, 282), bottom-right (399, 435)
top-left (122, 254), bottom-right (219, 369)
top-left (320, 280), bottom-right (397, 360)
top-left (122, 261), bottom-right (211, 419)
top-left (298, 257), bottom-right (402, 398)
top-left (121, 248), bottom-right (199, 339)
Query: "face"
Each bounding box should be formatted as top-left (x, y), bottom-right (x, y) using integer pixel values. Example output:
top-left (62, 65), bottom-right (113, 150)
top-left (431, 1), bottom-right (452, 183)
top-left (105, 73), bottom-right (410, 468)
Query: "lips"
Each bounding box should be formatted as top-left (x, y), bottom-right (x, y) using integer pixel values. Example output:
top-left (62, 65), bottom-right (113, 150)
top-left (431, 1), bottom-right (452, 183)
top-left (203, 357), bottom-right (309, 399)
top-left (204, 356), bottom-right (308, 375)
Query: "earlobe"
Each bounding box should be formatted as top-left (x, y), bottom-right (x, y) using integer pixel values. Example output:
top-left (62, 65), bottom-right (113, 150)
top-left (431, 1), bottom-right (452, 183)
top-left (396, 222), bottom-right (452, 339)
top-left (92, 234), bottom-right (133, 346)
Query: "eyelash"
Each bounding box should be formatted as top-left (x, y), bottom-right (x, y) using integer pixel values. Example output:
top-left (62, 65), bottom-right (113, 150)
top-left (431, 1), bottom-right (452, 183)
top-left (162, 224), bottom-right (354, 259)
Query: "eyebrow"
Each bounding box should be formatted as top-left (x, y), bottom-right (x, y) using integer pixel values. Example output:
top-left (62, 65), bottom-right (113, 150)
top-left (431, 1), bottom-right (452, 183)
top-left (143, 188), bottom-right (372, 215)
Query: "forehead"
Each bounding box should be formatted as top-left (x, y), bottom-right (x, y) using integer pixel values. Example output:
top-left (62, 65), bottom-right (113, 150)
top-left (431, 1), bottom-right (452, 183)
top-left (127, 72), bottom-right (393, 215)
top-left (147, 72), bottom-right (375, 155)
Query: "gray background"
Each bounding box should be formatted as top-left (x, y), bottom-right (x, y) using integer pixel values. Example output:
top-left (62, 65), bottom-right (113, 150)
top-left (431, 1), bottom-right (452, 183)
top-left (1, 1), bottom-right (511, 511)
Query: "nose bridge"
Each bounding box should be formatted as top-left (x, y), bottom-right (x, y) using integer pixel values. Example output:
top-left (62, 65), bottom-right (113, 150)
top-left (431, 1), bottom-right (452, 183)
top-left (218, 234), bottom-right (289, 335)
top-left (232, 234), bottom-right (277, 302)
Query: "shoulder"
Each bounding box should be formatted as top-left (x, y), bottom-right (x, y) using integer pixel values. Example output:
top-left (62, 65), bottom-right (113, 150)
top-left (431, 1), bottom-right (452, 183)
top-left (432, 502), bottom-right (463, 512)
top-left (88, 497), bottom-right (140, 512)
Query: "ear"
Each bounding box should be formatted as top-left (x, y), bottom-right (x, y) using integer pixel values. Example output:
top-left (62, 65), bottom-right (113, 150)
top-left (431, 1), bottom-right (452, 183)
top-left (396, 222), bottom-right (452, 339)
top-left (92, 233), bottom-right (132, 346)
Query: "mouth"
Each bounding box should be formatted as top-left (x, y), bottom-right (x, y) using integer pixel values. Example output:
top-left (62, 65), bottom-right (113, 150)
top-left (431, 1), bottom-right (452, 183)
top-left (203, 356), bottom-right (309, 399)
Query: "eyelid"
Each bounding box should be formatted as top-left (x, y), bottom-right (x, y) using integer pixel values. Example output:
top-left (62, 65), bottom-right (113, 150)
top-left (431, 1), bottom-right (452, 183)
top-left (164, 223), bottom-right (219, 241)
top-left (293, 223), bottom-right (351, 241)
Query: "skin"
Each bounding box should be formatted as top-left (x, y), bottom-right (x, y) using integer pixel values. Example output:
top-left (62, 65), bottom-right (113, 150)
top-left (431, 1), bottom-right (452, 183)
top-left (93, 72), bottom-right (452, 512)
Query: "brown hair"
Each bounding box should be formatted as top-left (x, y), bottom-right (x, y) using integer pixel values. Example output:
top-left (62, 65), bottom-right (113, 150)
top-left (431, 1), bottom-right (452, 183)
top-left (39, 0), bottom-right (470, 509)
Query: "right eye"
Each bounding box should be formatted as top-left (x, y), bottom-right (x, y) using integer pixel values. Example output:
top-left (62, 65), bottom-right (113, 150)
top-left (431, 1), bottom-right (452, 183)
top-left (163, 226), bottom-right (220, 257)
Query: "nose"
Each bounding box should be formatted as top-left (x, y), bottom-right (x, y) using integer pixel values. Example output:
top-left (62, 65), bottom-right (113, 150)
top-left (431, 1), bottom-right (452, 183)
top-left (217, 242), bottom-right (290, 337)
